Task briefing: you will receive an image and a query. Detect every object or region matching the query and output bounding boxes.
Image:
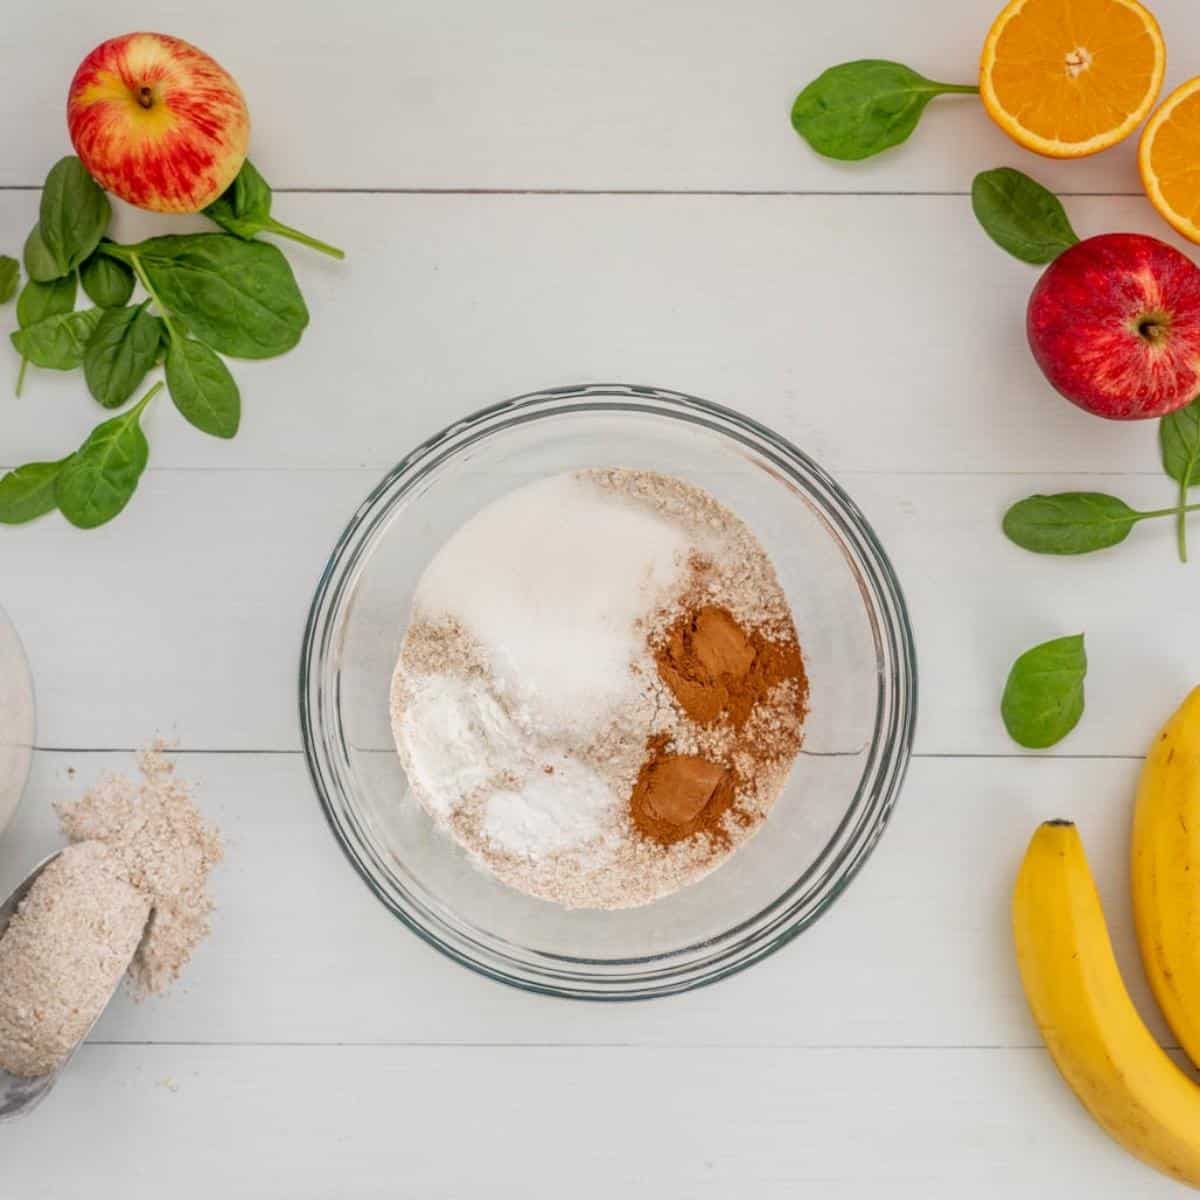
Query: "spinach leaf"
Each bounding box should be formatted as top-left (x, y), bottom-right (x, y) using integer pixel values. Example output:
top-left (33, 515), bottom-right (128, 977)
top-left (38, 156), bottom-right (111, 276)
top-left (1001, 634), bottom-right (1087, 749)
top-left (56, 383), bottom-right (159, 529)
top-left (0, 256), bottom-right (17, 304)
top-left (972, 168), bottom-right (1079, 264)
top-left (204, 160), bottom-right (345, 259)
top-left (1161, 397), bottom-right (1200, 561)
top-left (1003, 493), bottom-right (1144, 554)
top-left (80, 243), bottom-right (135, 308)
top-left (23, 225), bottom-right (62, 283)
top-left (106, 235), bottom-right (308, 358)
top-left (83, 302), bottom-right (165, 409)
top-left (16, 274), bottom-right (76, 329)
top-left (10, 307), bottom-right (102, 370)
top-left (13, 274), bottom-right (78, 395)
top-left (791, 60), bottom-right (978, 161)
top-left (1162, 398), bottom-right (1200, 486)
top-left (165, 338), bottom-right (240, 438)
top-left (0, 458), bottom-right (71, 525)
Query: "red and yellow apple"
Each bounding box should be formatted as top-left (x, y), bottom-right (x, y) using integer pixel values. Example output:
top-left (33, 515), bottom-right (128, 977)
top-left (67, 32), bottom-right (250, 214)
top-left (1027, 233), bottom-right (1200, 420)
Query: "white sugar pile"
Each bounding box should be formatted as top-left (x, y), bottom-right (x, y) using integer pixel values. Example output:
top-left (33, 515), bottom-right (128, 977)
top-left (414, 472), bottom-right (691, 737)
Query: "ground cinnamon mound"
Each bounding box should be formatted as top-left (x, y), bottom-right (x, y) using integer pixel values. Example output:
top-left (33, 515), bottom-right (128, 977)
top-left (629, 735), bottom-right (739, 847)
top-left (656, 605), bottom-right (807, 727)
top-left (630, 605), bottom-right (809, 848)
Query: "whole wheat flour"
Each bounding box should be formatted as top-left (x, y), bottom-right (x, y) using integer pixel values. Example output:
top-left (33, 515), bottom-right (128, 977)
top-left (0, 842), bottom-right (149, 1077)
top-left (57, 746), bottom-right (223, 995)
top-left (0, 748), bottom-right (223, 1077)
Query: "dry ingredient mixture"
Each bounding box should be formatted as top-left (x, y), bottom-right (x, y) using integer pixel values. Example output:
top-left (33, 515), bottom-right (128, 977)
top-left (391, 469), bottom-right (809, 908)
top-left (0, 747), bottom-right (222, 1078)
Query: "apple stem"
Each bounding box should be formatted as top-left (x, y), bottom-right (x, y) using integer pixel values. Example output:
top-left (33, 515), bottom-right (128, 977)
top-left (14, 356), bottom-right (27, 398)
top-left (1137, 316), bottom-right (1170, 344)
top-left (137, 85), bottom-right (154, 109)
top-left (264, 217), bottom-right (345, 260)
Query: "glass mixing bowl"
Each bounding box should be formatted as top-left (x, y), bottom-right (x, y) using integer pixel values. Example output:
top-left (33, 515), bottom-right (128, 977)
top-left (300, 385), bottom-right (917, 999)
top-left (0, 605), bottom-right (34, 844)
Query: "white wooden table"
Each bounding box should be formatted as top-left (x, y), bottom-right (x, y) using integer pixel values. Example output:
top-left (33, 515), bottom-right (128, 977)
top-left (3, 0), bottom-right (1199, 1194)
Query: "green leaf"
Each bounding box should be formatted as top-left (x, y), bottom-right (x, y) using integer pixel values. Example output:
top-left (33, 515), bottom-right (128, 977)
top-left (38, 156), bottom-right (111, 277)
top-left (204, 160), bottom-right (345, 259)
top-left (110, 235), bottom-right (308, 358)
top-left (204, 159), bottom-right (272, 238)
top-left (0, 256), bottom-right (18, 304)
top-left (23, 225), bottom-right (62, 283)
top-left (1161, 398), bottom-right (1200, 488)
top-left (56, 383), bottom-right (159, 529)
top-left (791, 60), bottom-right (977, 161)
top-left (16, 274), bottom-right (76, 329)
top-left (165, 338), bottom-right (240, 438)
top-left (10, 307), bottom-right (102, 370)
top-left (0, 458), bottom-right (71, 525)
top-left (972, 168), bottom-right (1080, 264)
top-left (1002, 493), bottom-right (1142, 555)
top-left (80, 244), bottom-right (135, 308)
top-left (1161, 396), bottom-right (1200, 561)
top-left (1001, 634), bottom-right (1087, 749)
top-left (83, 302), bottom-right (165, 409)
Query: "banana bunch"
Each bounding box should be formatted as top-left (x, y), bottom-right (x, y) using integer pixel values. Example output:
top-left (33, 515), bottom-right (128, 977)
top-left (1013, 687), bottom-right (1200, 1189)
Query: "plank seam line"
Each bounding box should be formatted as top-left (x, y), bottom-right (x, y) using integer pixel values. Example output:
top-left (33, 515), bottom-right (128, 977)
top-left (30, 746), bottom-right (1145, 761)
top-left (80, 1040), bottom-right (1071, 1050)
top-left (0, 185), bottom-right (1145, 198)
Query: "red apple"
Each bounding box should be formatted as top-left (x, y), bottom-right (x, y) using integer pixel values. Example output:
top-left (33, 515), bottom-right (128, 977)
top-left (67, 32), bottom-right (250, 214)
top-left (1026, 232), bottom-right (1200, 420)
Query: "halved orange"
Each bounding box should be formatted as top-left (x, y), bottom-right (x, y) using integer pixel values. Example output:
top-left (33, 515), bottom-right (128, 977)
top-left (1141, 78), bottom-right (1200, 244)
top-left (980, 0), bottom-right (1165, 158)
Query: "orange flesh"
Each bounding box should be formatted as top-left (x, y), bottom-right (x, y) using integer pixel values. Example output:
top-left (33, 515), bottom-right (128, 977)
top-left (1148, 89), bottom-right (1200, 224)
top-left (986, 0), bottom-right (1161, 147)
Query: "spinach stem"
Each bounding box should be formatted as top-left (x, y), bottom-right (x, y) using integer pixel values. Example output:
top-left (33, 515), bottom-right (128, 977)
top-left (127, 252), bottom-right (183, 347)
top-left (14, 356), bottom-right (27, 398)
top-left (1178, 475), bottom-right (1190, 564)
top-left (131, 380), bottom-right (164, 417)
top-left (265, 217), bottom-right (345, 260)
top-left (935, 83), bottom-right (981, 95)
top-left (1137, 501), bottom-right (1200, 521)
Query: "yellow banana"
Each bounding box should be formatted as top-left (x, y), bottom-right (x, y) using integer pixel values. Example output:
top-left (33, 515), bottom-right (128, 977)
top-left (1132, 685), bottom-right (1200, 1071)
top-left (1013, 820), bottom-right (1200, 1188)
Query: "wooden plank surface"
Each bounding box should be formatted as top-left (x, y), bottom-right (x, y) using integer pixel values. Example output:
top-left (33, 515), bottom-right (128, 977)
top-left (3, 0), bottom-right (1199, 1193)
top-left (0, 192), bottom-right (1185, 476)
top-left (3, 0), bottom-right (1198, 195)
top-left (0, 469), bottom-right (1190, 756)
top-left (2, 1044), bottom-right (1189, 1199)
top-left (0, 752), bottom-right (1166, 1049)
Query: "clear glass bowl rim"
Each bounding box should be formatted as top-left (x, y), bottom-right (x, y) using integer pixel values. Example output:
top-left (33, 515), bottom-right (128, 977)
top-left (299, 383), bottom-right (918, 1001)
